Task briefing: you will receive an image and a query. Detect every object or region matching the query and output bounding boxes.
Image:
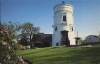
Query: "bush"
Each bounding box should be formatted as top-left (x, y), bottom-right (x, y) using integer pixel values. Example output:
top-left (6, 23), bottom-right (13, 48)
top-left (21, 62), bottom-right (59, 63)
top-left (0, 22), bottom-right (17, 63)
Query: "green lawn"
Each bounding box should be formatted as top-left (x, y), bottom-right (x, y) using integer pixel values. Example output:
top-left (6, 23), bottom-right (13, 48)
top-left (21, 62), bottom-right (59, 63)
top-left (17, 46), bottom-right (100, 64)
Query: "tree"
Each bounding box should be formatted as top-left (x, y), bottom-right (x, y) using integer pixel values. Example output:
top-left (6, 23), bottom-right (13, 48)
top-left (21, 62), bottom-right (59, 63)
top-left (79, 38), bottom-right (85, 45)
top-left (18, 33), bottom-right (29, 49)
top-left (4, 21), bottom-right (21, 42)
top-left (20, 22), bottom-right (40, 48)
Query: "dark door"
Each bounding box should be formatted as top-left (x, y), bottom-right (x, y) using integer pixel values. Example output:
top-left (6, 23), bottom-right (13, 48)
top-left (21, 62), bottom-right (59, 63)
top-left (61, 30), bottom-right (70, 45)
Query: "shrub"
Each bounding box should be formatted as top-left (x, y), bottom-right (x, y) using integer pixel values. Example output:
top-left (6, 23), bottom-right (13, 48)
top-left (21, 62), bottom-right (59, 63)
top-left (0, 22), bottom-right (17, 64)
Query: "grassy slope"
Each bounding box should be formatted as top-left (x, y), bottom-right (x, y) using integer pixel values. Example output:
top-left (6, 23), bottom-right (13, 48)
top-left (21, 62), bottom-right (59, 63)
top-left (17, 46), bottom-right (100, 64)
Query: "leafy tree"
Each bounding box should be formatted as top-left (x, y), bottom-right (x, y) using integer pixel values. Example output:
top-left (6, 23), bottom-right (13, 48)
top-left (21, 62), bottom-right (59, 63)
top-left (4, 21), bottom-right (21, 42)
top-left (78, 38), bottom-right (85, 45)
top-left (18, 33), bottom-right (28, 46)
top-left (19, 22), bottom-right (40, 48)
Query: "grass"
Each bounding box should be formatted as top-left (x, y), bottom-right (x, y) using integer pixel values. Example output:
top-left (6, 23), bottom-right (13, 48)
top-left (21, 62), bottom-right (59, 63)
top-left (17, 46), bottom-right (100, 64)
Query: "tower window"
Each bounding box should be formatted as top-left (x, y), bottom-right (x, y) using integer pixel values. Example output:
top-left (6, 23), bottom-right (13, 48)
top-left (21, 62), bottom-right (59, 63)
top-left (55, 26), bottom-right (57, 31)
top-left (70, 26), bottom-right (73, 31)
top-left (72, 27), bottom-right (73, 31)
top-left (63, 15), bottom-right (66, 22)
top-left (70, 24), bottom-right (73, 31)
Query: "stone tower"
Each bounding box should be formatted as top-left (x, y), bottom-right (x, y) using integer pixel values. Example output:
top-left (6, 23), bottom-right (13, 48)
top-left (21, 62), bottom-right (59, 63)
top-left (52, 2), bottom-right (75, 46)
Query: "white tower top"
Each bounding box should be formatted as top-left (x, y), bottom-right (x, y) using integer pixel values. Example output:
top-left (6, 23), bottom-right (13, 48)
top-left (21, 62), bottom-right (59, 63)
top-left (53, 2), bottom-right (74, 15)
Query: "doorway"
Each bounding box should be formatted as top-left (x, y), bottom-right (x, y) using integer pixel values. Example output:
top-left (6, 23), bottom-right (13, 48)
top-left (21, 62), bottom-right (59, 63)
top-left (61, 30), bottom-right (70, 45)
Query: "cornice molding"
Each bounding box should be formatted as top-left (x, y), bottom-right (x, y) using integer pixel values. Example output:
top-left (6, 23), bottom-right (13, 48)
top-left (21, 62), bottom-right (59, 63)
top-left (54, 10), bottom-right (72, 15)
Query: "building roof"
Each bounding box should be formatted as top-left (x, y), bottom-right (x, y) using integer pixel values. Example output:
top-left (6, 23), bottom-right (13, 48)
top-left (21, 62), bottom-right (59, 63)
top-left (86, 35), bottom-right (100, 38)
top-left (38, 33), bottom-right (52, 39)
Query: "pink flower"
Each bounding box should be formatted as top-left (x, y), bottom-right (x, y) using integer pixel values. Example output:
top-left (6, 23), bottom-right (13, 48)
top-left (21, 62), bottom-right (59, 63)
top-left (3, 29), bottom-right (8, 33)
top-left (2, 29), bottom-right (8, 33)
top-left (0, 31), bottom-right (3, 34)
top-left (1, 29), bottom-right (9, 35)
top-left (0, 30), bottom-right (5, 35)
top-left (2, 41), bottom-right (8, 45)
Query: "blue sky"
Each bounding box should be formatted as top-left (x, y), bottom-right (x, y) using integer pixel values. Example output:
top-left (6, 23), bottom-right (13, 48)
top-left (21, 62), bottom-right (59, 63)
top-left (0, 0), bottom-right (100, 39)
